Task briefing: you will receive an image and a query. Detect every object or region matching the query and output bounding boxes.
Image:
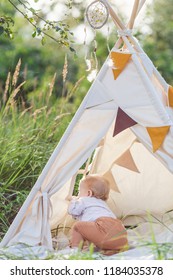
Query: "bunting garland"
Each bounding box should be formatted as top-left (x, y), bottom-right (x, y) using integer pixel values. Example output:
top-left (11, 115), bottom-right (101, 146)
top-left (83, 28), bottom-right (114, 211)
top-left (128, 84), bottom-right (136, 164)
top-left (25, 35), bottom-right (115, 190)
top-left (109, 52), bottom-right (170, 154)
top-left (115, 149), bottom-right (140, 173)
top-left (103, 170), bottom-right (120, 193)
top-left (146, 126), bottom-right (170, 152)
top-left (113, 107), bottom-right (137, 136)
top-left (168, 85), bottom-right (173, 107)
top-left (110, 51), bottom-right (132, 80)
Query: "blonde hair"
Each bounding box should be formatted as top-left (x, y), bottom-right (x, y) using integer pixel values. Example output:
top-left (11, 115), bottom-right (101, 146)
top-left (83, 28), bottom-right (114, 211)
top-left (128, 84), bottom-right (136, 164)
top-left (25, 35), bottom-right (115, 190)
top-left (81, 174), bottom-right (110, 201)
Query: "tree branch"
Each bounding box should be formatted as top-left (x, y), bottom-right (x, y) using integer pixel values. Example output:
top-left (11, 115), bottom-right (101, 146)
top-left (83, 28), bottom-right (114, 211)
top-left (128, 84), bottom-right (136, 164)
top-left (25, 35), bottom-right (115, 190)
top-left (7, 0), bottom-right (74, 49)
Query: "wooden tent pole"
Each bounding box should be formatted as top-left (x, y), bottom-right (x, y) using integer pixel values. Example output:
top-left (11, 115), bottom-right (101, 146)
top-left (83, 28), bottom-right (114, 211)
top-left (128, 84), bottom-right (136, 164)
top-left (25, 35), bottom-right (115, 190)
top-left (127, 0), bottom-right (146, 29)
top-left (128, 0), bottom-right (140, 29)
top-left (110, 0), bottom-right (146, 50)
top-left (120, 0), bottom-right (167, 91)
top-left (137, 0), bottom-right (147, 15)
top-left (103, 0), bottom-right (126, 30)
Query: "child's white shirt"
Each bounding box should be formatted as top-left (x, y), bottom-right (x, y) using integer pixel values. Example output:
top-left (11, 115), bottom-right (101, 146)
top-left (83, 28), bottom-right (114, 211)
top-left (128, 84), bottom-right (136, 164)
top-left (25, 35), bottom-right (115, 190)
top-left (68, 196), bottom-right (116, 221)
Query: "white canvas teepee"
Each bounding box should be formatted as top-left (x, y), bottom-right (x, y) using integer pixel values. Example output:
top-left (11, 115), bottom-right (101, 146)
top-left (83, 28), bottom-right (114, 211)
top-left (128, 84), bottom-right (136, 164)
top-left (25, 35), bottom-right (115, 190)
top-left (1, 0), bottom-right (173, 254)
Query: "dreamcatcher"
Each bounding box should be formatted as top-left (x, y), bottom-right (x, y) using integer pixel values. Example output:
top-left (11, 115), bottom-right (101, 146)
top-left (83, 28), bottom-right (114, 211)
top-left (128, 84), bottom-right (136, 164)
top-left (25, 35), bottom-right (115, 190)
top-left (85, 0), bottom-right (109, 29)
top-left (84, 1), bottom-right (110, 81)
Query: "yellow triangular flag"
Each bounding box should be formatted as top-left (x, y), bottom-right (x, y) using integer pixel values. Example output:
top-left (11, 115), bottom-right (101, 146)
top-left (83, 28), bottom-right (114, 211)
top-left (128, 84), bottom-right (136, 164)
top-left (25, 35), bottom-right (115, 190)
top-left (103, 170), bottom-right (120, 193)
top-left (112, 69), bottom-right (122, 80)
top-left (147, 126), bottom-right (170, 152)
top-left (110, 52), bottom-right (132, 80)
top-left (115, 149), bottom-right (140, 173)
top-left (168, 86), bottom-right (173, 107)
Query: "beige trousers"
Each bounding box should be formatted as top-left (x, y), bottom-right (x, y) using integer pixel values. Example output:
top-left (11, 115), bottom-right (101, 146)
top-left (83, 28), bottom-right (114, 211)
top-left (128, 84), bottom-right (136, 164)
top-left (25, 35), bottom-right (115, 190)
top-left (70, 217), bottom-right (128, 253)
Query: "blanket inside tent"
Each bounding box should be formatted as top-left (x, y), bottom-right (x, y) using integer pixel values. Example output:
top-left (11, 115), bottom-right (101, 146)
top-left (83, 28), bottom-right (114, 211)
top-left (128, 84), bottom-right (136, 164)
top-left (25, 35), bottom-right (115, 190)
top-left (1, 0), bottom-right (173, 260)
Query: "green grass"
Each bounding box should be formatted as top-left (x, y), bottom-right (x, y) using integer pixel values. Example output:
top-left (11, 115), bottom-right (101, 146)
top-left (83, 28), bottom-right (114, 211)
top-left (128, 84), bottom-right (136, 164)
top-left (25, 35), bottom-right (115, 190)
top-left (0, 60), bottom-right (83, 240)
top-left (0, 241), bottom-right (173, 260)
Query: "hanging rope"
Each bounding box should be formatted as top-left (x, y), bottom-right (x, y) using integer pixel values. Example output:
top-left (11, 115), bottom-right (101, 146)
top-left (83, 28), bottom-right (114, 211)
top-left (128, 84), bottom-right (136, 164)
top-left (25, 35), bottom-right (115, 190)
top-left (117, 29), bottom-right (133, 37)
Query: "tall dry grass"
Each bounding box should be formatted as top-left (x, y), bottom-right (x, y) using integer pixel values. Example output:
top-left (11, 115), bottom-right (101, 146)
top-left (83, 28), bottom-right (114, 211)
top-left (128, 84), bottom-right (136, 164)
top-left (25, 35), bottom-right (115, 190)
top-left (0, 58), bottom-right (84, 240)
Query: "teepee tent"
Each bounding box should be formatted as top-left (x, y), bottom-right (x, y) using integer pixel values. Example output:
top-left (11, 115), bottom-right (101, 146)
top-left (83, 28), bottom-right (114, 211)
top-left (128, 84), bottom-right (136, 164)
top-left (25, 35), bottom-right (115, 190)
top-left (1, 0), bottom-right (173, 255)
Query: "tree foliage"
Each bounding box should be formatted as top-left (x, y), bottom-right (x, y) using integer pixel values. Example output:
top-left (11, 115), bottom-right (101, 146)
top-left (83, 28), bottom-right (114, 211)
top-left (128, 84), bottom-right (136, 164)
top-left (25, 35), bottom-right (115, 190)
top-left (143, 0), bottom-right (173, 84)
top-left (0, 0), bottom-right (76, 51)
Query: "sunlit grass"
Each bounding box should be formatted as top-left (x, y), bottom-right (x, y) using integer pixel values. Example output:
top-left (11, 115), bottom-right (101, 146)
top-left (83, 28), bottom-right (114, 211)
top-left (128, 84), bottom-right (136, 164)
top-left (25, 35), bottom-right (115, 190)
top-left (0, 59), bottom-right (83, 240)
top-left (0, 240), bottom-right (173, 260)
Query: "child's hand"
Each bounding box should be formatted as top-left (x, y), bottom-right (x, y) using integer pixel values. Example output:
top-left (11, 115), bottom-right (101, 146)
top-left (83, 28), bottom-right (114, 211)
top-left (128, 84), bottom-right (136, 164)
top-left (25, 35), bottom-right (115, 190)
top-left (65, 195), bottom-right (72, 201)
top-left (65, 195), bottom-right (78, 201)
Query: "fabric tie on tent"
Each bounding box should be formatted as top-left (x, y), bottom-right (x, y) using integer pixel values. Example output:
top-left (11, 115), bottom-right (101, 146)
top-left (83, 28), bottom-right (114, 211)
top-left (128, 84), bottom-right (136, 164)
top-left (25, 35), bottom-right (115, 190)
top-left (32, 192), bottom-right (53, 245)
top-left (113, 107), bottom-right (137, 136)
top-left (146, 126), bottom-right (170, 152)
top-left (110, 51), bottom-right (132, 80)
top-left (117, 29), bottom-right (133, 37)
top-left (115, 149), bottom-right (140, 173)
top-left (168, 86), bottom-right (173, 107)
